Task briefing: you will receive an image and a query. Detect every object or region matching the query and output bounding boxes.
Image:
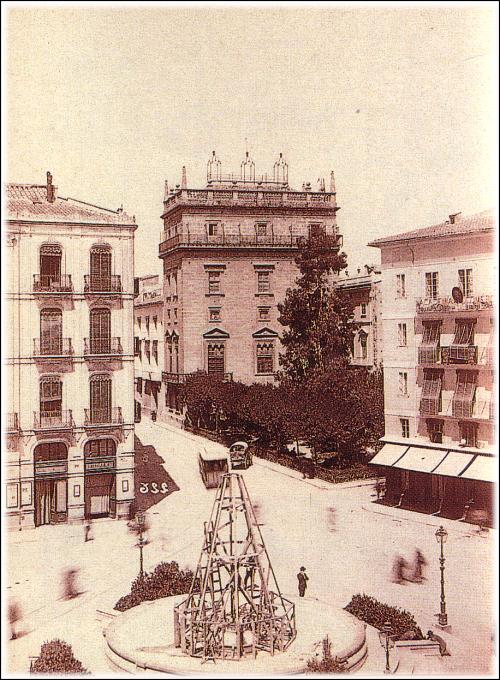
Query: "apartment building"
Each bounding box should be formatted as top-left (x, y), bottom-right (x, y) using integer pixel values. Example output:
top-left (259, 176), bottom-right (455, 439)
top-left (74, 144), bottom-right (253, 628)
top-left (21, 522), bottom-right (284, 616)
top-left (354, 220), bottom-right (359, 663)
top-left (133, 275), bottom-right (165, 421)
top-left (158, 151), bottom-right (342, 414)
top-left (336, 265), bottom-right (383, 368)
top-left (369, 210), bottom-right (495, 523)
top-left (5, 173), bottom-right (136, 529)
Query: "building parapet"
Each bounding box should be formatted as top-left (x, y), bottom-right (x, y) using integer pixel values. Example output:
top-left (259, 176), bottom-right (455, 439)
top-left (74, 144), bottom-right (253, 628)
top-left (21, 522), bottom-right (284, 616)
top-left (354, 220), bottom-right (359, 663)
top-left (416, 295), bottom-right (493, 315)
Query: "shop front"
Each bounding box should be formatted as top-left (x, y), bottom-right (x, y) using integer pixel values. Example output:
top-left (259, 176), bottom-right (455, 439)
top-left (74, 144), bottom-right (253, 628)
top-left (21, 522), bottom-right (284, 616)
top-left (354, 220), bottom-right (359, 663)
top-left (34, 442), bottom-right (68, 526)
top-left (84, 438), bottom-right (117, 519)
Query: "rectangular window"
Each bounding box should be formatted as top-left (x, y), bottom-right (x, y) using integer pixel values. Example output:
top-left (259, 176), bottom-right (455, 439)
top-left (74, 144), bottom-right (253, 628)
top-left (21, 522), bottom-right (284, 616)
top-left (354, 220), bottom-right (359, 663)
top-left (144, 340), bottom-right (151, 361)
top-left (460, 421), bottom-right (478, 448)
top-left (256, 223), bottom-right (267, 237)
top-left (449, 320), bottom-right (475, 362)
top-left (356, 332), bottom-right (368, 360)
top-left (134, 337), bottom-right (140, 356)
top-left (258, 306), bottom-right (271, 322)
top-left (208, 223), bottom-right (219, 236)
top-left (427, 419), bottom-right (444, 444)
top-left (398, 371), bottom-right (408, 396)
top-left (420, 370), bottom-right (442, 415)
top-left (209, 307), bottom-right (221, 322)
top-left (309, 223), bottom-right (325, 238)
top-left (153, 315), bottom-right (158, 329)
top-left (257, 270), bottom-right (271, 293)
top-left (453, 371), bottom-right (477, 418)
top-left (398, 323), bottom-right (407, 347)
top-left (256, 342), bottom-right (275, 375)
top-left (145, 316), bottom-right (150, 333)
top-left (152, 340), bottom-right (158, 363)
top-left (396, 274), bottom-right (406, 298)
top-left (459, 268), bottom-right (473, 297)
top-left (137, 317), bottom-right (141, 329)
top-left (360, 303), bottom-right (367, 319)
top-left (207, 343), bottom-right (225, 375)
top-left (400, 418), bottom-right (410, 438)
top-left (137, 377), bottom-right (143, 394)
top-left (425, 272), bottom-right (439, 300)
top-left (208, 271), bottom-right (221, 294)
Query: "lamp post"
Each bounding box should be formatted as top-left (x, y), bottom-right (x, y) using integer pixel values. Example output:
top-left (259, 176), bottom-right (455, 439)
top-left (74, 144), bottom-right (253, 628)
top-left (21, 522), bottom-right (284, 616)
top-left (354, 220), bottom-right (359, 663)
top-left (136, 510), bottom-right (146, 577)
top-left (378, 621), bottom-right (395, 673)
top-left (435, 525), bottom-right (448, 626)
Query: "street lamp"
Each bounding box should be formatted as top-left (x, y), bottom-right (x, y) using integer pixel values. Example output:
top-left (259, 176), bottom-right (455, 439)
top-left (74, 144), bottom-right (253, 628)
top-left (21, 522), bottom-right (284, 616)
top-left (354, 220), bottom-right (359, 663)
top-left (435, 525), bottom-right (448, 626)
top-left (136, 510), bottom-right (146, 577)
top-left (378, 621), bottom-right (395, 673)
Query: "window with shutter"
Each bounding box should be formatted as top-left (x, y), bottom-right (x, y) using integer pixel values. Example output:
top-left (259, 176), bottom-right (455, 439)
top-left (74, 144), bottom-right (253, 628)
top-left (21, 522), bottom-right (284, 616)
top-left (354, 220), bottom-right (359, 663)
top-left (420, 370), bottom-right (442, 415)
top-left (90, 308), bottom-right (111, 354)
top-left (459, 421), bottom-right (478, 447)
top-left (40, 308), bottom-right (63, 355)
top-left (459, 269), bottom-right (473, 297)
top-left (425, 272), bottom-right (439, 299)
top-left (449, 320), bottom-right (475, 362)
top-left (90, 246), bottom-right (111, 290)
top-left (40, 244), bottom-right (62, 287)
top-left (427, 418), bottom-right (444, 444)
top-left (90, 374), bottom-right (112, 423)
top-left (452, 371), bottom-right (477, 418)
top-left (208, 343), bottom-right (225, 375)
top-left (419, 322), bottom-right (441, 363)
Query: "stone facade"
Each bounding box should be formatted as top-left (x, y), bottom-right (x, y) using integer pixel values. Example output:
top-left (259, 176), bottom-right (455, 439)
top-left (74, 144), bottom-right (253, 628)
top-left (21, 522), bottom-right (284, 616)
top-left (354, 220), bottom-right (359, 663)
top-left (158, 152), bottom-right (343, 414)
top-left (5, 174), bottom-right (136, 529)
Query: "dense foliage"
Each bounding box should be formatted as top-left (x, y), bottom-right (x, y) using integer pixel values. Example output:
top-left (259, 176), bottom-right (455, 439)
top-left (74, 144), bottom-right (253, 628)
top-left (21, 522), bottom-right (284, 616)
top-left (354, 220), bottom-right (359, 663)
top-left (278, 233), bottom-right (355, 382)
top-left (114, 561), bottom-right (197, 612)
top-left (345, 594), bottom-right (423, 640)
top-left (306, 655), bottom-right (346, 673)
top-left (30, 639), bottom-right (88, 674)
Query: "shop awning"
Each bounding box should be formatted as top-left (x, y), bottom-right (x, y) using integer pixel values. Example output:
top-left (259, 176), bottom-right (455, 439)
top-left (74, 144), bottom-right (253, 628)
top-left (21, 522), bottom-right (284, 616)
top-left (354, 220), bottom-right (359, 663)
top-left (369, 443), bottom-right (408, 467)
top-left (392, 447), bottom-right (448, 473)
top-left (431, 451), bottom-right (475, 478)
top-left (460, 455), bottom-right (496, 484)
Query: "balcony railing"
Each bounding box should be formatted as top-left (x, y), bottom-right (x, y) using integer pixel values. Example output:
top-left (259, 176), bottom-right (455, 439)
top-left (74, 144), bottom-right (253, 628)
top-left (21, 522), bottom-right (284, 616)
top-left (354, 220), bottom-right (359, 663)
top-left (452, 396), bottom-right (476, 419)
top-left (84, 407), bottom-right (123, 426)
top-left (33, 410), bottom-right (74, 430)
top-left (33, 274), bottom-right (73, 294)
top-left (163, 188), bottom-right (338, 211)
top-left (419, 396), bottom-right (442, 416)
top-left (83, 275), bottom-right (122, 294)
top-left (33, 338), bottom-right (73, 358)
top-left (84, 337), bottom-right (123, 356)
top-left (162, 370), bottom-right (233, 384)
top-left (418, 346), bottom-right (440, 364)
top-left (159, 232), bottom-right (342, 255)
top-left (6, 412), bottom-right (19, 433)
top-left (416, 295), bottom-right (493, 315)
top-left (442, 345), bottom-right (478, 365)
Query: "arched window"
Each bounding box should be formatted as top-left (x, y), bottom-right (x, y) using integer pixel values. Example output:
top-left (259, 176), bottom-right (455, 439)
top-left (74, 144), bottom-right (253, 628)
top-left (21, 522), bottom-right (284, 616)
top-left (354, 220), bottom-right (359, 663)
top-left (90, 307), bottom-right (111, 354)
top-left (207, 343), bottom-right (225, 375)
top-left (256, 342), bottom-right (274, 375)
top-left (172, 334), bottom-right (179, 373)
top-left (40, 308), bottom-right (62, 355)
top-left (358, 331), bottom-right (368, 360)
top-left (90, 245), bottom-right (112, 291)
top-left (89, 374), bottom-right (112, 424)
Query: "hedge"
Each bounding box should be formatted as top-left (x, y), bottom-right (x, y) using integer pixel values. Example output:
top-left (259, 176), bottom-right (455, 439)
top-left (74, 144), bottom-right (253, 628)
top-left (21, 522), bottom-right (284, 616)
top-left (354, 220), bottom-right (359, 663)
top-left (115, 561), bottom-right (197, 612)
top-left (345, 594), bottom-right (423, 640)
top-left (30, 639), bottom-right (88, 674)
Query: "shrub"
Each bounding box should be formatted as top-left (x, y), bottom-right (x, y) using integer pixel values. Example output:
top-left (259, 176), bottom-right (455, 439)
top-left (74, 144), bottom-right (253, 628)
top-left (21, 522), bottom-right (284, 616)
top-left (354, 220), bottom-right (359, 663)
top-left (30, 639), bottom-right (88, 674)
top-left (114, 561), bottom-right (197, 612)
top-left (306, 656), bottom-right (346, 673)
top-left (345, 594), bottom-right (423, 640)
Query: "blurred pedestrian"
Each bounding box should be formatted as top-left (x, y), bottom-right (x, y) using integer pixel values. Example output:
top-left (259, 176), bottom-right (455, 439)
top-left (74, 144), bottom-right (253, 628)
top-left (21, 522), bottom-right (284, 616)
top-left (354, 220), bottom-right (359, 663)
top-left (327, 506), bottom-right (337, 532)
top-left (62, 568), bottom-right (80, 600)
top-left (297, 566), bottom-right (309, 597)
top-left (392, 555), bottom-right (408, 584)
top-left (427, 630), bottom-right (451, 656)
top-left (8, 597), bottom-right (22, 640)
top-left (84, 520), bottom-right (93, 542)
top-left (411, 548), bottom-right (427, 582)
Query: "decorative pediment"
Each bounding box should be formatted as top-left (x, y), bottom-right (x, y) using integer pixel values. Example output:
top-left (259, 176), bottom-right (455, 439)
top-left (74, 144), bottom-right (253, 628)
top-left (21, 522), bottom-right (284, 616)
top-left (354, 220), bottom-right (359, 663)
top-left (252, 327), bottom-right (279, 339)
top-left (202, 327), bottom-right (230, 339)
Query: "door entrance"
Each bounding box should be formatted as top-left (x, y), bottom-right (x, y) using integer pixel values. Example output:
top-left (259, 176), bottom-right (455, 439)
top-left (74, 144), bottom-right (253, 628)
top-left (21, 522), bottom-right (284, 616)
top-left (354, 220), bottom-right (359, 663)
top-left (34, 442), bottom-right (68, 527)
top-left (84, 438), bottom-right (117, 519)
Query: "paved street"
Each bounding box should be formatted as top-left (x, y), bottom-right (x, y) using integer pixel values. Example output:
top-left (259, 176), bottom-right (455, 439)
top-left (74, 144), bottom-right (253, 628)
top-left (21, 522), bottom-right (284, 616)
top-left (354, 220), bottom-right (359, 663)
top-left (5, 419), bottom-right (496, 675)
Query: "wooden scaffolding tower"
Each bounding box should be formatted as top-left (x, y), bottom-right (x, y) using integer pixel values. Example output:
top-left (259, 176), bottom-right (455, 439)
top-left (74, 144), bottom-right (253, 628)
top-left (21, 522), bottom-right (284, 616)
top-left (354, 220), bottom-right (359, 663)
top-left (174, 473), bottom-right (297, 661)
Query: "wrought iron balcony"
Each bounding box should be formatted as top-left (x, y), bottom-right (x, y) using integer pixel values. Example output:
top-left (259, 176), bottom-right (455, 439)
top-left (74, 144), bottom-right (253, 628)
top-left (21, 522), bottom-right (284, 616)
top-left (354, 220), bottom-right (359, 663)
top-left (6, 412), bottom-right (19, 433)
top-left (83, 275), bottom-right (122, 294)
top-left (33, 338), bottom-right (73, 358)
top-left (441, 345), bottom-right (478, 365)
top-left (84, 407), bottom-right (123, 426)
top-left (163, 188), bottom-right (338, 212)
top-left (33, 274), bottom-right (73, 294)
top-left (33, 410), bottom-right (74, 430)
top-left (416, 295), bottom-right (493, 315)
top-left (84, 337), bottom-right (123, 356)
top-left (162, 370), bottom-right (233, 384)
top-left (418, 346), bottom-right (440, 364)
top-left (160, 232), bottom-right (342, 256)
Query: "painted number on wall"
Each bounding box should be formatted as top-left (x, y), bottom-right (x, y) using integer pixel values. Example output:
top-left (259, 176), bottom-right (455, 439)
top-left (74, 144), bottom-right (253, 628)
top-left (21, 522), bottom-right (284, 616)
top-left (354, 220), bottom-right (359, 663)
top-left (139, 482), bottom-right (169, 495)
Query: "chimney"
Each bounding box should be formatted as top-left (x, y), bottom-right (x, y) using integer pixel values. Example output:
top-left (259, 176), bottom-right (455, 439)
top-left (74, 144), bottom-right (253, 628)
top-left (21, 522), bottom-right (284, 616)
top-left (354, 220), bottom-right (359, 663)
top-left (448, 212), bottom-right (461, 224)
top-left (181, 166), bottom-right (187, 189)
top-left (46, 171), bottom-right (55, 203)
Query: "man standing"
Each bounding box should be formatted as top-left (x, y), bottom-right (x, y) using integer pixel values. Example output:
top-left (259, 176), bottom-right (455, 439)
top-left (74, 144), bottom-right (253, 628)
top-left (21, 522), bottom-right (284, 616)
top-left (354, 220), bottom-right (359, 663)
top-left (297, 566), bottom-right (309, 597)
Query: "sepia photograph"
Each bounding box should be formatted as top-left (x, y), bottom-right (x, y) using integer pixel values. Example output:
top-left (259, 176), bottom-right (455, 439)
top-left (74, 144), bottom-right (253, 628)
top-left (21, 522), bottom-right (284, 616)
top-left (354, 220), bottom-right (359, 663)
top-left (2, 1), bottom-right (498, 678)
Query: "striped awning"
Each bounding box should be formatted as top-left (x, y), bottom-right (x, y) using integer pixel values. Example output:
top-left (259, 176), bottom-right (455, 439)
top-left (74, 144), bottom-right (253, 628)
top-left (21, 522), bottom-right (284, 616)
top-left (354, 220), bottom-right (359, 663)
top-left (369, 443), bottom-right (408, 467)
top-left (460, 455), bottom-right (496, 483)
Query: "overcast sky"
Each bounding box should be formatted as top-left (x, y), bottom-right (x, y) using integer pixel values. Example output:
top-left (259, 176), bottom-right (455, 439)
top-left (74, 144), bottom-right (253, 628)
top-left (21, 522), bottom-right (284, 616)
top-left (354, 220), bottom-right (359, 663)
top-left (5, 4), bottom-right (497, 277)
